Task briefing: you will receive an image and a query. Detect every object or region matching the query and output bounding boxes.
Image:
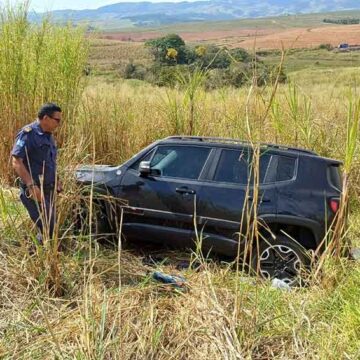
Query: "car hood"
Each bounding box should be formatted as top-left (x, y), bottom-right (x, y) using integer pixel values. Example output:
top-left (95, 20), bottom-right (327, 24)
top-left (76, 164), bottom-right (123, 185)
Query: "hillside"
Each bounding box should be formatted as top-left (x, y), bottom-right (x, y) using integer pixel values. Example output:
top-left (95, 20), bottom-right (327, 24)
top-left (30, 0), bottom-right (360, 28)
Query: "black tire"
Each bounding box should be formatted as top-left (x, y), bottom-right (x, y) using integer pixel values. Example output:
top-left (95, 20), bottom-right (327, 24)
top-left (75, 201), bottom-right (112, 242)
top-left (251, 235), bottom-right (311, 286)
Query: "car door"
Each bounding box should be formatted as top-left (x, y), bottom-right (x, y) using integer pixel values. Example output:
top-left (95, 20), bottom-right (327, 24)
top-left (196, 147), bottom-right (277, 256)
top-left (119, 144), bottom-right (213, 247)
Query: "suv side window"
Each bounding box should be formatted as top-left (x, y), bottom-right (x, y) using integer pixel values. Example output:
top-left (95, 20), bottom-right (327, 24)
top-left (276, 156), bottom-right (296, 181)
top-left (214, 149), bottom-right (250, 184)
top-left (150, 145), bottom-right (211, 180)
top-left (214, 149), bottom-right (272, 185)
top-left (254, 153), bottom-right (272, 183)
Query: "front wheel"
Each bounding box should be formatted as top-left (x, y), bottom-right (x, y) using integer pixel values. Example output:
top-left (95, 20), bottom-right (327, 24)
top-left (251, 235), bottom-right (311, 285)
top-left (75, 201), bottom-right (112, 242)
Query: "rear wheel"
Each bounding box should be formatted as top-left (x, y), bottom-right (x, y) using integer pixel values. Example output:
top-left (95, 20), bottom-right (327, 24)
top-left (252, 235), bottom-right (310, 285)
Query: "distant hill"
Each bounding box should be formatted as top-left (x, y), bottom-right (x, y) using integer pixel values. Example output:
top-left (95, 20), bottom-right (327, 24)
top-left (29, 0), bottom-right (360, 29)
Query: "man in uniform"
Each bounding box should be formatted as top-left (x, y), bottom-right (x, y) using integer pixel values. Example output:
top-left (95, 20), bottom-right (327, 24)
top-left (11, 103), bottom-right (62, 243)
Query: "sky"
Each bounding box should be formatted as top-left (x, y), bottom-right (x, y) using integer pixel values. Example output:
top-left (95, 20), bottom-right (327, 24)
top-left (3, 0), bottom-right (202, 12)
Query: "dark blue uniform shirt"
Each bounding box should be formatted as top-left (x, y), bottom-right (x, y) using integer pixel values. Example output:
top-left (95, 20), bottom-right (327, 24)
top-left (11, 120), bottom-right (57, 187)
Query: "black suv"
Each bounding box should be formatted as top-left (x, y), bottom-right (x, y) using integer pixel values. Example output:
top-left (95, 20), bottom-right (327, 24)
top-left (76, 136), bottom-right (342, 283)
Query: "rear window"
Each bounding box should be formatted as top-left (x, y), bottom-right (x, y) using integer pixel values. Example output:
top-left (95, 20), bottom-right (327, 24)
top-left (328, 165), bottom-right (342, 190)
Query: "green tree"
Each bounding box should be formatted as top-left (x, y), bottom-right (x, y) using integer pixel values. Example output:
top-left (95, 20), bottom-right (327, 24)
top-left (229, 48), bottom-right (252, 63)
top-left (194, 45), bottom-right (231, 69)
top-left (145, 34), bottom-right (187, 65)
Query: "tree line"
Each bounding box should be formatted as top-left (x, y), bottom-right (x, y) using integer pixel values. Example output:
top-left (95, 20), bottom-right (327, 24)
top-left (123, 34), bottom-right (286, 89)
top-left (323, 18), bottom-right (360, 25)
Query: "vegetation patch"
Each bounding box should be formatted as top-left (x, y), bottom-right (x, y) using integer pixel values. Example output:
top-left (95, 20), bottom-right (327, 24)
top-left (122, 33), bottom-right (286, 89)
top-left (323, 18), bottom-right (360, 25)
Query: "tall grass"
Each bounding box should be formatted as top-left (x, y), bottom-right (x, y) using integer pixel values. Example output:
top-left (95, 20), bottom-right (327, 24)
top-left (53, 67), bottom-right (359, 359)
top-left (0, 2), bottom-right (88, 182)
top-left (71, 74), bottom-right (359, 172)
top-left (330, 93), bottom-right (360, 257)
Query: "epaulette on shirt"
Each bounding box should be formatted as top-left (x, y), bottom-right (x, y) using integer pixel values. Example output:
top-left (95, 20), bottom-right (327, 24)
top-left (23, 126), bottom-right (32, 133)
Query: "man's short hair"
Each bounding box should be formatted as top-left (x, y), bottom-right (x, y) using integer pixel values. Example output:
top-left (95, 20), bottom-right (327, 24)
top-left (38, 103), bottom-right (62, 119)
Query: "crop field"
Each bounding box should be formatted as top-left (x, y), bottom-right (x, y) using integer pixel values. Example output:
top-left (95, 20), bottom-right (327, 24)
top-left (238, 25), bottom-right (360, 50)
top-left (0, 4), bottom-right (360, 359)
top-left (87, 39), bottom-right (360, 79)
top-left (88, 38), bottom-right (152, 77)
top-left (98, 10), bottom-right (360, 50)
top-left (260, 48), bottom-right (360, 73)
top-left (101, 24), bottom-right (360, 50)
top-left (90, 12), bottom-right (360, 78)
top-left (100, 9), bottom-right (360, 33)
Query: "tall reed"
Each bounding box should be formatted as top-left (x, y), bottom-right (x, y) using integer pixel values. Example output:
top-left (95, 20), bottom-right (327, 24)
top-left (0, 2), bottom-right (88, 182)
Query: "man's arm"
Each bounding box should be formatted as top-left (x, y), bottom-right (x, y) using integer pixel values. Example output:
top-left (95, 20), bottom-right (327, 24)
top-left (12, 156), bottom-right (42, 202)
top-left (12, 156), bottom-right (33, 186)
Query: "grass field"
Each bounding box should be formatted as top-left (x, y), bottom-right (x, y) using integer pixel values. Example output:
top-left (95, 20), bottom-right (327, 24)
top-left (88, 38), bottom-right (152, 78)
top-left (86, 38), bottom-right (360, 79)
top-left (98, 10), bottom-right (360, 50)
top-left (102, 24), bottom-right (360, 50)
top-left (262, 48), bottom-right (360, 73)
top-left (100, 9), bottom-right (360, 33)
top-left (1, 4), bottom-right (360, 359)
top-left (87, 11), bottom-right (360, 78)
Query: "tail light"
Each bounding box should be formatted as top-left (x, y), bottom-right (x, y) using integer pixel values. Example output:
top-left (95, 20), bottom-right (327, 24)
top-left (329, 198), bottom-right (340, 214)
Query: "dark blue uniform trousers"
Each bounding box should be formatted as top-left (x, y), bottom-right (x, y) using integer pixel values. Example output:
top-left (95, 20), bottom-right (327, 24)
top-left (20, 188), bottom-right (55, 242)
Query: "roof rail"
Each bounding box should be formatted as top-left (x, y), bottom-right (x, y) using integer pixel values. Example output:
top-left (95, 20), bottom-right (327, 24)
top-left (164, 136), bottom-right (318, 155)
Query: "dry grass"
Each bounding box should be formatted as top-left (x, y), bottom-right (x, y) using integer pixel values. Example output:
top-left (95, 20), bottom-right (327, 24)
top-left (0, 184), bottom-right (359, 359)
top-left (1, 221), bottom-right (359, 359)
top-left (1, 68), bottom-right (359, 358)
top-left (68, 71), bottom-right (360, 192)
top-left (88, 38), bottom-right (152, 78)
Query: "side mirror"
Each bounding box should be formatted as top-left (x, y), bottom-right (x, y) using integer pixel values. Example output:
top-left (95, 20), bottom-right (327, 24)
top-left (139, 161), bottom-right (151, 176)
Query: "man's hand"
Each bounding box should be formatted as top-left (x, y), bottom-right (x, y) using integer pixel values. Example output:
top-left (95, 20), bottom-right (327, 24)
top-left (57, 180), bottom-right (63, 194)
top-left (28, 185), bottom-right (42, 202)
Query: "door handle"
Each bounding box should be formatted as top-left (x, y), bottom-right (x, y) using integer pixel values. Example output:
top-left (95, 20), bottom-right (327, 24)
top-left (176, 187), bottom-right (196, 195)
top-left (247, 195), bottom-right (270, 203)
